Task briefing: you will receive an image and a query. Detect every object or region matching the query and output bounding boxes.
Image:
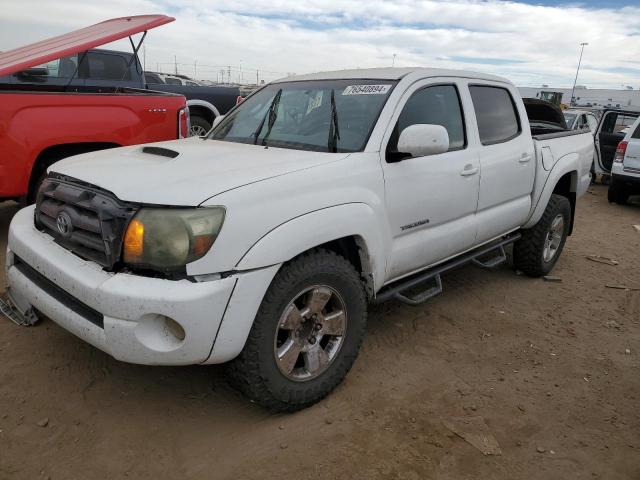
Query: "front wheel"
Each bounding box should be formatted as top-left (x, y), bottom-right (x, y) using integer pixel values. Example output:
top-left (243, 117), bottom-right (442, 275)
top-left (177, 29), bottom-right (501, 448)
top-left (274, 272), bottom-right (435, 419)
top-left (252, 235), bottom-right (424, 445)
top-left (513, 194), bottom-right (571, 277)
top-left (227, 249), bottom-right (367, 412)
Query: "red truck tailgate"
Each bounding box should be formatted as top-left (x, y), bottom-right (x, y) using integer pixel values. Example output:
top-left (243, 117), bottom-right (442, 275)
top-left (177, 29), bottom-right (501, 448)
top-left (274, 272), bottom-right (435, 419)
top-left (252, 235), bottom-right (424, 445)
top-left (0, 15), bottom-right (174, 76)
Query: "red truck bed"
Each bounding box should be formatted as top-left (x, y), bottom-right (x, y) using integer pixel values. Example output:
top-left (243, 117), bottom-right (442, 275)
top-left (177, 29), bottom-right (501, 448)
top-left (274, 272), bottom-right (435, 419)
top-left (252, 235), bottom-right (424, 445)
top-left (0, 87), bottom-right (187, 200)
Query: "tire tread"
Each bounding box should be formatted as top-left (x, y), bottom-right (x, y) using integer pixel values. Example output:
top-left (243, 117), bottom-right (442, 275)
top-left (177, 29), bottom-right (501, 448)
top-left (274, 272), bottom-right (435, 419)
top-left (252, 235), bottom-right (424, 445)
top-left (226, 249), bottom-right (366, 412)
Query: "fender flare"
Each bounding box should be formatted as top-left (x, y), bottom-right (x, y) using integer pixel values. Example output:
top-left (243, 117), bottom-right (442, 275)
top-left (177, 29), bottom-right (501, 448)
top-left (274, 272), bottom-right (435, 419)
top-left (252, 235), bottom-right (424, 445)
top-left (186, 99), bottom-right (221, 119)
top-left (235, 203), bottom-right (387, 291)
top-left (523, 154), bottom-right (581, 229)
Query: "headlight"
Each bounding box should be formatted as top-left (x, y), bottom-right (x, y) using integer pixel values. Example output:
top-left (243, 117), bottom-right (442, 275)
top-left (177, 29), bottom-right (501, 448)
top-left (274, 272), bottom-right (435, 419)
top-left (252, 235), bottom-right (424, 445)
top-left (123, 207), bottom-right (225, 271)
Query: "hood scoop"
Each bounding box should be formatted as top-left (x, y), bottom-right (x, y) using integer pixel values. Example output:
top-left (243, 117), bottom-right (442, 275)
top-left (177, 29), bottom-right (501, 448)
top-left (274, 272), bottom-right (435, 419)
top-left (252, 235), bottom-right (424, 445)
top-left (142, 146), bottom-right (180, 158)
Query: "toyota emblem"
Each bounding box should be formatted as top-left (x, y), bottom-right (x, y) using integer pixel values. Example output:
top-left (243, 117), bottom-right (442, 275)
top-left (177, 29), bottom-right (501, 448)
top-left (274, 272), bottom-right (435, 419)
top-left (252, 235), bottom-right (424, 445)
top-left (56, 212), bottom-right (73, 237)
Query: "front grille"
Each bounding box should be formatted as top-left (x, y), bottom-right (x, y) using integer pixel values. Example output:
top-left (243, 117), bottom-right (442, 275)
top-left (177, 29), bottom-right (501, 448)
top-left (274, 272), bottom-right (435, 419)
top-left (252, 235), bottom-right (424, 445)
top-left (35, 175), bottom-right (137, 269)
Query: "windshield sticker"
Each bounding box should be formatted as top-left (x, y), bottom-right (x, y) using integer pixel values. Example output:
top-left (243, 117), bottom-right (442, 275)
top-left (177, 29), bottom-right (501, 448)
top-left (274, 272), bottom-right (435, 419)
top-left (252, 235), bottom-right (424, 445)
top-left (342, 84), bottom-right (392, 95)
top-left (306, 91), bottom-right (324, 114)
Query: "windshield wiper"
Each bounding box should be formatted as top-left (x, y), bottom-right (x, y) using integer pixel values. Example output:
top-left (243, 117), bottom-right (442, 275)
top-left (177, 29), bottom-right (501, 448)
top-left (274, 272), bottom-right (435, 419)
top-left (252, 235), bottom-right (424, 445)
top-left (253, 88), bottom-right (282, 146)
top-left (328, 89), bottom-right (341, 153)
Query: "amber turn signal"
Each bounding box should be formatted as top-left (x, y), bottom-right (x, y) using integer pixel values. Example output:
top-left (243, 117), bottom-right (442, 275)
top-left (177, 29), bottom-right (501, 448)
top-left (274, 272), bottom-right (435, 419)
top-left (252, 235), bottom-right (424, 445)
top-left (123, 218), bottom-right (145, 262)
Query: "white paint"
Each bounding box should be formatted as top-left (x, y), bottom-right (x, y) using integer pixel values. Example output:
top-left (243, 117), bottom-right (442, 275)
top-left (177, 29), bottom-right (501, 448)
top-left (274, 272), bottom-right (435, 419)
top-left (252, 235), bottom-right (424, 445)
top-left (397, 124), bottom-right (449, 158)
top-left (7, 67), bottom-right (594, 366)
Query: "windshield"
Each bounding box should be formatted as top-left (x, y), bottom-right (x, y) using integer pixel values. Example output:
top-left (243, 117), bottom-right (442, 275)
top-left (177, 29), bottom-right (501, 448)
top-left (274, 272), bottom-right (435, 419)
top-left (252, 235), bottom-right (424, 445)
top-left (563, 112), bottom-right (577, 128)
top-left (209, 79), bottom-right (397, 152)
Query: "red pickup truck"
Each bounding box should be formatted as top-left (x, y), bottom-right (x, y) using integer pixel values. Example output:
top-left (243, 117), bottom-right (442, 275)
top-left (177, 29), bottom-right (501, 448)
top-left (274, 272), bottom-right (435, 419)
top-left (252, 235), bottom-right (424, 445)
top-left (0, 15), bottom-right (188, 202)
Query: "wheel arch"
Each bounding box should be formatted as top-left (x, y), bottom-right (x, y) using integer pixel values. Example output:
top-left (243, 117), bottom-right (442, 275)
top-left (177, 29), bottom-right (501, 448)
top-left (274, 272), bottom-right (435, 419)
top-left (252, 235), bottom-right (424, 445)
top-left (524, 155), bottom-right (582, 234)
top-left (187, 99), bottom-right (220, 125)
top-left (235, 203), bottom-right (386, 297)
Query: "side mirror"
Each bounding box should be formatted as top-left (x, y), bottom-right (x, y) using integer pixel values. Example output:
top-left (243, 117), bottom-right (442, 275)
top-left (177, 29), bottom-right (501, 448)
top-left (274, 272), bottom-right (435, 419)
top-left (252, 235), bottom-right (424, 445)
top-left (397, 124), bottom-right (449, 158)
top-left (212, 115), bottom-right (225, 129)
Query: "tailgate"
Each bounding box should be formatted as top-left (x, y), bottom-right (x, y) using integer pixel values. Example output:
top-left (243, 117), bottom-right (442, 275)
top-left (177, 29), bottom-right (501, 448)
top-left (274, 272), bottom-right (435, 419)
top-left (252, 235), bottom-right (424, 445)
top-left (624, 139), bottom-right (640, 172)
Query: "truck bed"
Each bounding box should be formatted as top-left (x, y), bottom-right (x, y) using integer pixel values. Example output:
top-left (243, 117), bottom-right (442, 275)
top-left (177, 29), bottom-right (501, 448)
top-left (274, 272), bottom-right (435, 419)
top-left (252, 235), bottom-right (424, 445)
top-left (0, 84), bottom-right (182, 96)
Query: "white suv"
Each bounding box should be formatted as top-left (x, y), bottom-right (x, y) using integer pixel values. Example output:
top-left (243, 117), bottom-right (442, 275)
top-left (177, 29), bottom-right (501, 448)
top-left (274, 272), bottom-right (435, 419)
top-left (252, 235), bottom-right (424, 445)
top-left (609, 115), bottom-right (640, 204)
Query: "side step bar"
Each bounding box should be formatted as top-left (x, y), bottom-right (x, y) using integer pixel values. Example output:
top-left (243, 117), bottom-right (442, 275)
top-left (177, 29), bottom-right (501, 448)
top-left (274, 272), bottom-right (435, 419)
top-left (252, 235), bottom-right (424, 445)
top-left (374, 233), bottom-right (521, 305)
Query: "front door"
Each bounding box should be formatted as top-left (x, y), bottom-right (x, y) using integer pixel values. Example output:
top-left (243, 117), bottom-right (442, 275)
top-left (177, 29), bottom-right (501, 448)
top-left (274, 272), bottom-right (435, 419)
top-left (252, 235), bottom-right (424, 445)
top-left (381, 80), bottom-right (480, 282)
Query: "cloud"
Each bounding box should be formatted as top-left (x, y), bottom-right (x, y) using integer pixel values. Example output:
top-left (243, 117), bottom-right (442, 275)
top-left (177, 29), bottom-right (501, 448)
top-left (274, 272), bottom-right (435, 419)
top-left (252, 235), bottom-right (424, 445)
top-left (1, 0), bottom-right (639, 88)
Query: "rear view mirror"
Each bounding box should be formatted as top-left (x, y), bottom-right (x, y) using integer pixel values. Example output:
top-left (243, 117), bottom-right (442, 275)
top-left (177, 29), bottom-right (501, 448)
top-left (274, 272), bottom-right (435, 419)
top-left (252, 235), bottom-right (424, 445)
top-left (398, 124), bottom-right (449, 158)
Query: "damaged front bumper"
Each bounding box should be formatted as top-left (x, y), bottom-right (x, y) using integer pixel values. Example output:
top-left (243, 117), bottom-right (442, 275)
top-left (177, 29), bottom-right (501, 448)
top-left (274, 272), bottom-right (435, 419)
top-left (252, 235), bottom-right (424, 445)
top-left (5, 206), bottom-right (239, 365)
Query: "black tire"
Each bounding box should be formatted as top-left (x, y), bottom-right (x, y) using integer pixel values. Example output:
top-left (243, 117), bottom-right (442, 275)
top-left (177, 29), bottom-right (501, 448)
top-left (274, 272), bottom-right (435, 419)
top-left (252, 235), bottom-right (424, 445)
top-left (227, 249), bottom-right (367, 412)
top-left (608, 182), bottom-right (628, 204)
top-left (189, 115), bottom-right (212, 137)
top-left (513, 194), bottom-right (571, 277)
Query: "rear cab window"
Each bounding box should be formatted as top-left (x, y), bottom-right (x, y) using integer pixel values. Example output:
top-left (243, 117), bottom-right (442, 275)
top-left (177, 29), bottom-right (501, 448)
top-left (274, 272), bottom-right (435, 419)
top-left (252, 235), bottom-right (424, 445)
top-left (469, 85), bottom-right (521, 145)
top-left (84, 52), bottom-right (132, 81)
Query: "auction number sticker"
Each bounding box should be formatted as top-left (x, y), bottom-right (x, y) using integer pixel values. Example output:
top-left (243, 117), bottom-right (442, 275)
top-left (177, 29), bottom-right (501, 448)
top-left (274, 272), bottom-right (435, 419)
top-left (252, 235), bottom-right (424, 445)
top-left (342, 84), bottom-right (392, 95)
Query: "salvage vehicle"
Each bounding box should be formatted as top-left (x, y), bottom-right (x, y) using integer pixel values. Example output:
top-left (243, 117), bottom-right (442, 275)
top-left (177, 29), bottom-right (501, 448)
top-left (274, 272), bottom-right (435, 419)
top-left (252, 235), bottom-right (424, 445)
top-left (608, 115), bottom-right (640, 204)
top-left (563, 109), bottom-right (599, 133)
top-left (144, 72), bottom-right (203, 86)
top-left (144, 69), bottom-right (241, 136)
top-left (0, 15), bottom-right (188, 204)
top-left (4, 68), bottom-right (594, 411)
top-left (592, 109), bottom-right (639, 182)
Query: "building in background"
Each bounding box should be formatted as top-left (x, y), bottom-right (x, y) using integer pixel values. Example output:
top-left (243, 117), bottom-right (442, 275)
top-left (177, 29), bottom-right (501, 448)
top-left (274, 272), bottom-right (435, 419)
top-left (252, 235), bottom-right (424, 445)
top-left (518, 86), bottom-right (640, 111)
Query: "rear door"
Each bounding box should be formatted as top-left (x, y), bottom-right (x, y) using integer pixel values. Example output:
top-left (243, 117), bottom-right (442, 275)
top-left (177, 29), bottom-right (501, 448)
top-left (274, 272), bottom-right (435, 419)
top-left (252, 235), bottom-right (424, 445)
top-left (469, 83), bottom-right (535, 244)
top-left (595, 110), bottom-right (639, 172)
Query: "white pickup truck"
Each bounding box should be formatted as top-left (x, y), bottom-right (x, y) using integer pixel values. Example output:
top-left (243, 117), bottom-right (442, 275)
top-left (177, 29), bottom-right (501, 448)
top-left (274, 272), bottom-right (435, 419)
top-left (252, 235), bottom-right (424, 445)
top-left (5, 68), bottom-right (593, 411)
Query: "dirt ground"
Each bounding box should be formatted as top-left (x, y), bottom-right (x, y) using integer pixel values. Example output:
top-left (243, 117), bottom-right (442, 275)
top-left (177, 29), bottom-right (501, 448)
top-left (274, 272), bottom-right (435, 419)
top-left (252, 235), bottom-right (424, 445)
top-left (0, 184), bottom-right (639, 480)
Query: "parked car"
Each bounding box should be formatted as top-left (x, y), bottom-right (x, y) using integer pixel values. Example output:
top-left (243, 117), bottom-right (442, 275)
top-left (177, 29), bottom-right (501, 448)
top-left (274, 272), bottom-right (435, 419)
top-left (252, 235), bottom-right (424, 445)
top-left (592, 109), bottom-right (640, 182)
top-left (608, 115), bottom-right (640, 204)
top-left (3, 46), bottom-right (240, 139)
top-left (5, 68), bottom-right (593, 411)
top-left (563, 109), bottom-right (599, 133)
top-left (0, 15), bottom-right (188, 203)
top-left (144, 69), bottom-right (241, 135)
top-left (144, 72), bottom-right (203, 87)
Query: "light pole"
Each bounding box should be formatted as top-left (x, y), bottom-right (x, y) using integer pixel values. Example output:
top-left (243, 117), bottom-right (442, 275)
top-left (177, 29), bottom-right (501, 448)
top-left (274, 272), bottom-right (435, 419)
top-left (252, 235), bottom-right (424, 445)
top-left (392, 53), bottom-right (397, 67)
top-left (570, 42), bottom-right (588, 107)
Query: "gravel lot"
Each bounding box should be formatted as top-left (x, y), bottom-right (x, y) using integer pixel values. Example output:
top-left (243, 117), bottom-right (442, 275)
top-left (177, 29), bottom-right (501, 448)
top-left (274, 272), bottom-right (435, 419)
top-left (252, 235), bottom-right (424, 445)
top-left (1, 184), bottom-right (639, 480)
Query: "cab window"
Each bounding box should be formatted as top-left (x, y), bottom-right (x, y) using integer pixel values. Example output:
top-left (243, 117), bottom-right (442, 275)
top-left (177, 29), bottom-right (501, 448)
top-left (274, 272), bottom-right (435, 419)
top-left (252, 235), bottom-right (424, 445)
top-left (386, 84), bottom-right (466, 160)
top-left (469, 85), bottom-right (521, 145)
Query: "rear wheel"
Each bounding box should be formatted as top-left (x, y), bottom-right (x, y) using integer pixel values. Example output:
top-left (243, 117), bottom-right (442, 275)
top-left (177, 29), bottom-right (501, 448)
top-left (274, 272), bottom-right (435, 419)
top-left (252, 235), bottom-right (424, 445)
top-left (608, 181), bottom-right (628, 204)
top-left (513, 194), bottom-right (571, 277)
top-left (227, 249), bottom-right (367, 412)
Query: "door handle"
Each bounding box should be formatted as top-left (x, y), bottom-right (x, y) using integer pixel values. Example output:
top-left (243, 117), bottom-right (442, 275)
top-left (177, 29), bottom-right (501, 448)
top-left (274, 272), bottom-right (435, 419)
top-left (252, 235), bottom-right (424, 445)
top-left (460, 165), bottom-right (479, 176)
top-left (519, 153), bottom-right (532, 163)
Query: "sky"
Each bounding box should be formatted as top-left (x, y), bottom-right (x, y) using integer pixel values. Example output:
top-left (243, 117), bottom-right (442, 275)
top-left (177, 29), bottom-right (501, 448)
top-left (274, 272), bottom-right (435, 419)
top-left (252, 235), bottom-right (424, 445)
top-left (1, 0), bottom-right (640, 89)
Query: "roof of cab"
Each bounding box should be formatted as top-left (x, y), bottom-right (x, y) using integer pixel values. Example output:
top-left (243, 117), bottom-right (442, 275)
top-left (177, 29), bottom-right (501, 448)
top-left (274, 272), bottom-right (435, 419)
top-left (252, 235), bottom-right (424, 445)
top-left (273, 67), bottom-right (512, 84)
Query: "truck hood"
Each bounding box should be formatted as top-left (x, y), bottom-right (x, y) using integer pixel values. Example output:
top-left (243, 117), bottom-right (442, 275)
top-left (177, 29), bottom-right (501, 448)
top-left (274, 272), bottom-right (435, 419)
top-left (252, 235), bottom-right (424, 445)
top-left (50, 138), bottom-right (349, 205)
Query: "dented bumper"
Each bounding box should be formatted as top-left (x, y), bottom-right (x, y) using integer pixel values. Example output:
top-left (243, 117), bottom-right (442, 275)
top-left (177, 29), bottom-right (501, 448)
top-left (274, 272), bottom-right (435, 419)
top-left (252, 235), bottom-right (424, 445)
top-left (6, 206), bottom-right (238, 365)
